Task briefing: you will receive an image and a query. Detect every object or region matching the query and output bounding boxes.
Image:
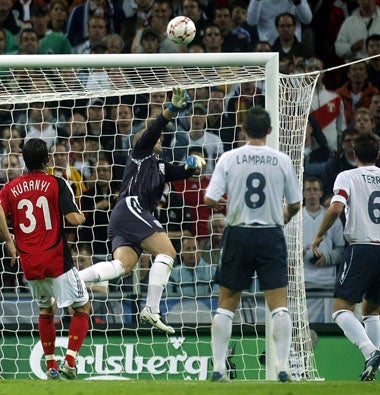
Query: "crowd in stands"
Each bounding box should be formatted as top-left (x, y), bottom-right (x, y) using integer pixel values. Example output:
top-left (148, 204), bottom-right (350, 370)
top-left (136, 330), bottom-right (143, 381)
top-left (1, 0), bottom-right (380, 324)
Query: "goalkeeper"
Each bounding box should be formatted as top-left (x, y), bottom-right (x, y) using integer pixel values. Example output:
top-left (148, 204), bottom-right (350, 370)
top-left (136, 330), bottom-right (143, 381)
top-left (79, 88), bottom-right (205, 334)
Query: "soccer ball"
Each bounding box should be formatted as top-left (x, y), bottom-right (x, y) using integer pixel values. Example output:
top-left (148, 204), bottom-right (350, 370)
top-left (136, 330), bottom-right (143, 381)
top-left (167, 16), bottom-right (196, 45)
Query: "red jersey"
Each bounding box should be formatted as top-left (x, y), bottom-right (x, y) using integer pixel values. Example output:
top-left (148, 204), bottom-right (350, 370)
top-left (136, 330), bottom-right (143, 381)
top-left (172, 176), bottom-right (226, 239)
top-left (0, 171), bottom-right (80, 280)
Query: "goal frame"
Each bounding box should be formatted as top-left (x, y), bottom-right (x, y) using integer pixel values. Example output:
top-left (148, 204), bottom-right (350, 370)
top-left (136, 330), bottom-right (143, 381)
top-left (0, 53), bottom-right (316, 381)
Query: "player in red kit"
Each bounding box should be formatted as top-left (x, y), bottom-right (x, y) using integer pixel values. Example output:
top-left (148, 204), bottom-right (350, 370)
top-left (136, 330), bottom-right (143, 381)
top-left (0, 138), bottom-right (90, 380)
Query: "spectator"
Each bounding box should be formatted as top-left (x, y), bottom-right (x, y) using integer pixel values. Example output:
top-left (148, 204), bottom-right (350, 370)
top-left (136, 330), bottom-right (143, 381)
top-left (0, 0), bottom-right (27, 43)
top-left (272, 12), bottom-right (314, 74)
top-left (254, 40), bottom-right (272, 52)
top-left (202, 24), bottom-right (223, 53)
top-left (72, 14), bottom-right (107, 54)
top-left (306, 57), bottom-right (347, 153)
top-left (103, 33), bottom-right (125, 53)
top-left (369, 92), bottom-right (380, 136)
top-left (138, 27), bottom-right (160, 53)
top-left (302, 177), bottom-right (345, 323)
top-left (169, 236), bottom-right (217, 297)
top-left (230, 0), bottom-right (258, 47)
top-left (336, 60), bottom-right (379, 126)
top-left (30, 4), bottom-right (72, 54)
top-left (246, 0), bottom-right (312, 46)
top-left (122, 0), bottom-right (153, 53)
top-left (199, 213), bottom-right (226, 266)
top-left (155, 182), bottom-right (193, 253)
top-left (321, 127), bottom-right (360, 205)
top-left (49, 0), bottom-right (69, 34)
top-left (0, 151), bottom-right (23, 180)
top-left (48, 140), bottom-right (87, 199)
top-left (78, 158), bottom-right (118, 260)
top-left (213, 5), bottom-right (251, 52)
top-left (0, 126), bottom-right (24, 157)
top-left (335, 0), bottom-right (380, 62)
top-left (303, 115), bottom-right (334, 179)
top-left (366, 34), bottom-right (380, 89)
top-left (172, 146), bottom-right (225, 239)
top-left (22, 101), bottom-right (68, 151)
top-left (182, 0), bottom-right (209, 47)
top-left (171, 103), bottom-right (224, 174)
top-left (17, 27), bottom-right (39, 54)
top-left (66, 0), bottom-right (127, 48)
top-left (353, 107), bottom-right (376, 133)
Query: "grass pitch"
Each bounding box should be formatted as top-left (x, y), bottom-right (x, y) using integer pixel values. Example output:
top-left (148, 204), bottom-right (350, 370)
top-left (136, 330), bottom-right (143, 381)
top-left (0, 380), bottom-right (379, 395)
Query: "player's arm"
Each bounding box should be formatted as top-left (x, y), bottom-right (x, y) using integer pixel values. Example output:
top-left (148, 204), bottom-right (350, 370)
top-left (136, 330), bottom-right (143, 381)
top-left (0, 204), bottom-right (16, 266)
top-left (283, 202), bottom-right (301, 225)
top-left (163, 87), bottom-right (189, 120)
top-left (312, 201), bottom-right (344, 256)
top-left (204, 196), bottom-right (226, 212)
top-left (58, 177), bottom-right (86, 226)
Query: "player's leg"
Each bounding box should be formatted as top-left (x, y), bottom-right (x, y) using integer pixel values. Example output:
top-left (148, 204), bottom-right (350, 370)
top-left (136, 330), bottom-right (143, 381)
top-left (54, 268), bottom-right (91, 380)
top-left (139, 232), bottom-right (176, 334)
top-left (333, 298), bottom-right (379, 380)
top-left (333, 244), bottom-right (380, 380)
top-left (362, 299), bottom-right (380, 349)
top-left (79, 245), bottom-right (138, 283)
top-left (265, 286), bottom-right (292, 382)
top-left (29, 279), bottom-right (60, 379)
top-left (211, 286), bottom-right (241, 381)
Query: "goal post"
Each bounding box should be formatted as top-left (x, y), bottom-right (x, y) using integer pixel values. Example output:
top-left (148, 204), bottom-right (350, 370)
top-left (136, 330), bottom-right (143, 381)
top-left (0, 53), bottom-right (320, 381)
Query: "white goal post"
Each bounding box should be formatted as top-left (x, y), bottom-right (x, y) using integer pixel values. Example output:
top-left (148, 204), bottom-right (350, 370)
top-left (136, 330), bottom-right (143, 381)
top-left (0, 53), bottom-right (320, 381)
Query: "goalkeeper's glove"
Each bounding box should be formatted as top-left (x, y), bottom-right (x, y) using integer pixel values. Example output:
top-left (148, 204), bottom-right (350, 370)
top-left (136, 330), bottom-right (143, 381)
top-left (185, 155), bottom-right (206, 170)
top-left (168, 87), bottom-right (190, 113)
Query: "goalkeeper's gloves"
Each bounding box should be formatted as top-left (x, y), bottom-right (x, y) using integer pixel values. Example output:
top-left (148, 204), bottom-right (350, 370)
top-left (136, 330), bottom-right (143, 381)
top-left (168, 87), bottom-right (190, 113)
top-left (185, 155), bottom-right (206, 170)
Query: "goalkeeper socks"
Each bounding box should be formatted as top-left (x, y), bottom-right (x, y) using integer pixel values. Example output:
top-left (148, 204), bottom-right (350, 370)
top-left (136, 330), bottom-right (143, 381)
top-left (363, 315), bottom-right (380, 348)
top-left (39, 314), bottom-right (58, 370)
top-left (212, 308), bottom-right (234, 373)
top-left (146, 254), bottom-right (174, 313)
top-left (333, 310), bottom-right (377, 360)
top-left (271, 307), bottom-right (292, 372)
top-left (66, 311), bottom-right (89, 367)
top-left (79, 259), bottom-right (125, 282)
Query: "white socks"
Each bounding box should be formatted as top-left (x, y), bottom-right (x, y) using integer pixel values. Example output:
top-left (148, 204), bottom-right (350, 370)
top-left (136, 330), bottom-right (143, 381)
top-left (333, 310), bottom-right (377, 360)
top-left (145, 254), bottom-right (174, 313)
top-left (363, 315), bottom-right (380, 348)
top-left (79, 259), bottom-right (125, 283)
top-left (271, 307), bottom-right (292, 372)
top-left (212, 308), bottom-right (234, 373)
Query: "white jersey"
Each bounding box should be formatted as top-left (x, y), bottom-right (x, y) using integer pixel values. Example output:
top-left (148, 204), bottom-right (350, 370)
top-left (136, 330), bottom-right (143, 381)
top-left (331, 165), bottom-right (380, 243)
top-left (205, 144), bottom-right (301, 227)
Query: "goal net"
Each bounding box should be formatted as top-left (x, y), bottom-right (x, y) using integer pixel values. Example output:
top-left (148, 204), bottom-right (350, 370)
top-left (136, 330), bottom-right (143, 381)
top-left (0, 53), bottom-right (319, 381)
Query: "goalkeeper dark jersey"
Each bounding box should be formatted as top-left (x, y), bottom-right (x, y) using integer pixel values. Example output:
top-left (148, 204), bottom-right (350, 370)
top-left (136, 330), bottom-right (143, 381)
top-left (117, 113), bottom-right (195, 213)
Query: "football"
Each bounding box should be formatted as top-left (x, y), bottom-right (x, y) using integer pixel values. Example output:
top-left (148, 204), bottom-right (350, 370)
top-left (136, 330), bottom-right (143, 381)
top-left (167, 16), bottom-right (196, 45)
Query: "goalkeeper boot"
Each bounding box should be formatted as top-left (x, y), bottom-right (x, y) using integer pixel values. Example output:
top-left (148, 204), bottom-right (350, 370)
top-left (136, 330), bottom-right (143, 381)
top-left (211, 371), bottom-right (231, 382)
top-left (140, 306), bottom-right (175, 335)
top-left (59, 360), bottom-right (77, 380)
top-left (46, 368), bottom-right (61, 380)
top-left (278, 371), bottom-right (292, 382)
top-left (361, 349), bottom-right (380, 381)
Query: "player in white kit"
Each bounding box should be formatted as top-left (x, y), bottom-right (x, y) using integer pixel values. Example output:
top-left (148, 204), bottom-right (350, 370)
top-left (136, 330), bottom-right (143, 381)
top-left (204, 107), bottom-right (301, 382)
top-left (312, 132), bottom-right (380, 381)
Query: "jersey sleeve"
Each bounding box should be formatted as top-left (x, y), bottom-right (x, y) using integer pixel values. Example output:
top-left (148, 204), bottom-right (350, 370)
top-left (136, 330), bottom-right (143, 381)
top-left (331, 171), bottom-right (349, 205)
top-left (205, 154), bottom-right (228, 202)
top-left (57, 177), bottom-right (81, 215)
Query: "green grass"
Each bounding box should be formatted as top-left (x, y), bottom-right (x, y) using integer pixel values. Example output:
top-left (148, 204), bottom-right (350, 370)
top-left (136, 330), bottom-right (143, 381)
top-left (0, 380), bottom-right (379, 395)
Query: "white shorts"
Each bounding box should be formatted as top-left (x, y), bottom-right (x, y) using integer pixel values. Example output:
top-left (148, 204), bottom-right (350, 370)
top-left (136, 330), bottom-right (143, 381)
top-left (28, 267), bottom-right (89, 309)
